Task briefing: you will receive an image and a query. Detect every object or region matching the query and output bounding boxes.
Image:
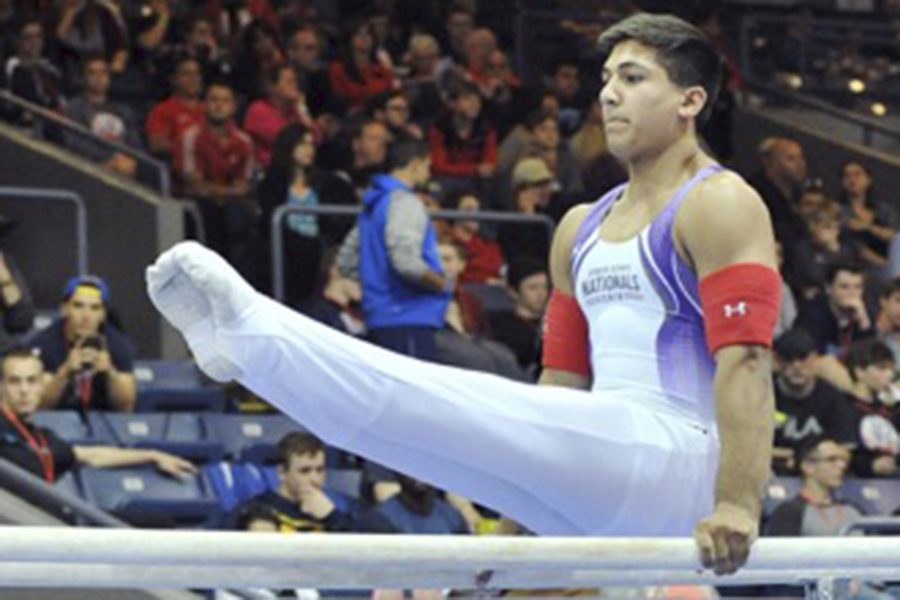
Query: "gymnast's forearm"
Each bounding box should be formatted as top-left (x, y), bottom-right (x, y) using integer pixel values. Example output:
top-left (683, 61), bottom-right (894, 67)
top-left (711, 344), bottom-right (774, 519)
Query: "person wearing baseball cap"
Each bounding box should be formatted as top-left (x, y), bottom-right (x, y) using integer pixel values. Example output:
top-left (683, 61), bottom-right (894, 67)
top-left (498, 157), bottom-right (557, 266)
top-left (26, 275), bottom-right (137, 412)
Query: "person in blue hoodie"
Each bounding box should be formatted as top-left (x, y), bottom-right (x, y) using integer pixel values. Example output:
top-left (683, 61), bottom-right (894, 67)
top-left (343, 139), bottom-right (451, 361)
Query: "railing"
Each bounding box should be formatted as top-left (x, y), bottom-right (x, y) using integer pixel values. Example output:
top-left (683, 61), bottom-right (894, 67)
top-left (0, 528), bottom-right (897, 593)
top-left (743, 79), bottom-right (900, 147)
top-left (0, 185), bottom-right (88, 275)
top-left (0, 459), bottom-right (123, 528)
top-left (840, 516), bottom-right (900, 536)
top-left (0, 89), bottom-right (171, 197)
top-left (0, 90), bottom-right (209, 245)
top-left (270, 204), bottom-right (556, 302)
top-left (737, 13), bottom-right (900, 147)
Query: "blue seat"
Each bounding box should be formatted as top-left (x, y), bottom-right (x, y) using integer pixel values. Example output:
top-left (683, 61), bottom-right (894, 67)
top-left (763, 476), bottom-right (802, 519)
top-left (54, 471), bottom-right (83, 500)
top-left (839, 478), bottom-right (900, 516)
top-left (462, 283), bottom-right (514, 313)
top-left (102, 412), bottom-right (223, 463)
top-left (78, 466), bottom-right (221, 527)
top-left (103, 412), bottom-right (167, 445)
top-left (327, 469), bottom-right (363, 500)
top-left (32, 411), bottom-right (114, 446)
top-left (134, 360), bottom-right (227, 412)
top-left (204, 461), bottom-right (269, 514)
top-left (203, 413), bottom-right (303, 462)
top-left (165, 413), bottom-right (224, 462)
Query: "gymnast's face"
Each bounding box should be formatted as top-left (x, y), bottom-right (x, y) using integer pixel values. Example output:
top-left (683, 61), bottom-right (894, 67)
top-left (599, 40), bottom-right (705, 162)
top-left (279, 450), bottom-right (326, 501)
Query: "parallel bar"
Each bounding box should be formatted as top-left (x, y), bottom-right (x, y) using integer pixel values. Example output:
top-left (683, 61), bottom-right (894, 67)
top-left (1, 563), bottom-right (899, 590)
top-left (0, 528), bottom-right (898, 590)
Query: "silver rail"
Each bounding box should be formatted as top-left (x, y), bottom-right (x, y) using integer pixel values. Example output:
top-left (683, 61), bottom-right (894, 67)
top-left (270, 204), bottom-right (555, 302)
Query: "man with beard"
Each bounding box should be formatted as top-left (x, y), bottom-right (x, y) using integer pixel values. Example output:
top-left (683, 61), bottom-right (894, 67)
top-left (178, 82), bottom-right (255, 271)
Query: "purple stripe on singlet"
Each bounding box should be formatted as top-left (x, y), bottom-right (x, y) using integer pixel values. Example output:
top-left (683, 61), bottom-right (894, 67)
top-left (569, 183), bottom-right (626, 282)
top-left (645, 164), bottom-right (723, 414)
top-left (646, 164), bottom-right (723, 318)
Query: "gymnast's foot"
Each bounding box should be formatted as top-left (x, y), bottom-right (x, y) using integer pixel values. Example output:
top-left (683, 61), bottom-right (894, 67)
top-left (146, 241), bottom-right (258, 382)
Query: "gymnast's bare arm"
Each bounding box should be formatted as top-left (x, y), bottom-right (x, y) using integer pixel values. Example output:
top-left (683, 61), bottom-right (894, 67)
top-left (676, 171), bottom-right (777, 576)
top-left (538, 203), bottom-right (593, 391)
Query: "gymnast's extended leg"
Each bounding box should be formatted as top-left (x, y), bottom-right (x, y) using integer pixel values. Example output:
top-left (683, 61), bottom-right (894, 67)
top-left (147, 242), bottom-right (716, 536)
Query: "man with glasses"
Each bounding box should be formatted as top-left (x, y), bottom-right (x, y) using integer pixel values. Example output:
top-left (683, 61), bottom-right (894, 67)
top-left (767, 436), bottom-right (859, 536)
top-left (368, 90), bottom-right (422, 143)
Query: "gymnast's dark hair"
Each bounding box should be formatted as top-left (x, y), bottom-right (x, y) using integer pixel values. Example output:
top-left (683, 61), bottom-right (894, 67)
top-left (597, 13), bottom-right (723, 126)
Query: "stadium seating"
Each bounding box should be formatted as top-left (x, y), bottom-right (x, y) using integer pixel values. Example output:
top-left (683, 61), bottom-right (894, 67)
top-left (462, 282), bottom-right (514, 313)
top-left (204, 461), bottom-right (270, 514)
top-left (203, 413), bottom-right (302, 462)
top-left (54, 471), bottom-right (81, 499)
top-left (78, 465), bottom-right (221, 528)
top-left (32, 410), bottom-right (115, 446)
top-left (134, 360), bottom-right (227, 412)
top-left (839, 477), bottom-right (900, 516)
top-left (102, 412), bottom-right (223, 462)
top-left (764, 476), bottom-right (803, 519)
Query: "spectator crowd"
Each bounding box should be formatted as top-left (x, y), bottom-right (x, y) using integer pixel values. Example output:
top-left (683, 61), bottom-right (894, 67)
top-left (1, 0), bottom-right (900, 596)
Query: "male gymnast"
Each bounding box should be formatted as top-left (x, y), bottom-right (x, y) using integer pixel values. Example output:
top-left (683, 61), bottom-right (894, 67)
top-left (147, 13), bottom-right (779, 576)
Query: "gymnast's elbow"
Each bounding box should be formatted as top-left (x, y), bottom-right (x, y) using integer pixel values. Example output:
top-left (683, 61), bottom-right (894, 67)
top-left (713, 344), bottom-right (775, 419)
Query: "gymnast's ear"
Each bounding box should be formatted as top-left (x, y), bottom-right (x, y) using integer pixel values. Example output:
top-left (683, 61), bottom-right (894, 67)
top-left (678, 85), bottom-right (707, 121)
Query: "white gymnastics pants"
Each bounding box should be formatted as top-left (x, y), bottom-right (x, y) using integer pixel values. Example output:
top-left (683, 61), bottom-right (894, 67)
top-left (148, 243), bottom-right (718, 536)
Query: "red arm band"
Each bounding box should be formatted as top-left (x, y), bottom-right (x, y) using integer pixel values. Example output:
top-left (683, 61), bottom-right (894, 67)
top-left (698, 263), bottom-right (782, 354)
top-left (541, 290), bottom-right (591, 378)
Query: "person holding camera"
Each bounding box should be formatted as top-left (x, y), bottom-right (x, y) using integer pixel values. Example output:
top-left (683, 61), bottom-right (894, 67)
top-left (27, 275), bottom-right (137, 412)
top-left (0, 347), bottom-right (196, 483)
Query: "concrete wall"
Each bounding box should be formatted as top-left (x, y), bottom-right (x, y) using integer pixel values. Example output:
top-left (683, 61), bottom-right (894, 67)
top-left (731, 106), bottom-right (900, 200)
top-left (0, 124), bottom-right (185, 359)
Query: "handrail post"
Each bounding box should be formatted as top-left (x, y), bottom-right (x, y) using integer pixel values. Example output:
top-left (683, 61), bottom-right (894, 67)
top-left (271, 205), bottom-right (288, 302)
top-left (269, 204), bottom-right (556, 304)
top-left (0, 186), bottom-right (89, 275)
top-left (0, 89), bottom-right (171, 197)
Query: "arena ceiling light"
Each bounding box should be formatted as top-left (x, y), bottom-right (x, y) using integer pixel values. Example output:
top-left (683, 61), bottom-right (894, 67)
top-left (848, 79), bottom-right (866, 93)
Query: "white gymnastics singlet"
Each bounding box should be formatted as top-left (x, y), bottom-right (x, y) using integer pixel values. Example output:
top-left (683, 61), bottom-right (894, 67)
top-left (570, 164), bottom-right (722, 428)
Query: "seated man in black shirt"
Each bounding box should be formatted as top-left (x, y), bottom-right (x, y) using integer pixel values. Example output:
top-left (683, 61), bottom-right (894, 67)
top-left (488, 258), bottom-right (548, 377)
top-left (232, 432), bottom-right (358, 533)
top-left (772, 329), bottom-right (856, 474)
top-left (0, 347), bottom-right (196, 484)
top-left (795, 260), bottom-right (874, 357)
top-left (844, 339), bottom-right (900, 477)
top-left (28, 275), bottom-right (137, 412)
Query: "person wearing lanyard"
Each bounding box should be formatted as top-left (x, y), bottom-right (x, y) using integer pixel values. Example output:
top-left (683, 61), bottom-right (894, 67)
top-left (28, 275), bottom-right (137, 413)
top-left (0, 347), bottom-right (197, 483)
